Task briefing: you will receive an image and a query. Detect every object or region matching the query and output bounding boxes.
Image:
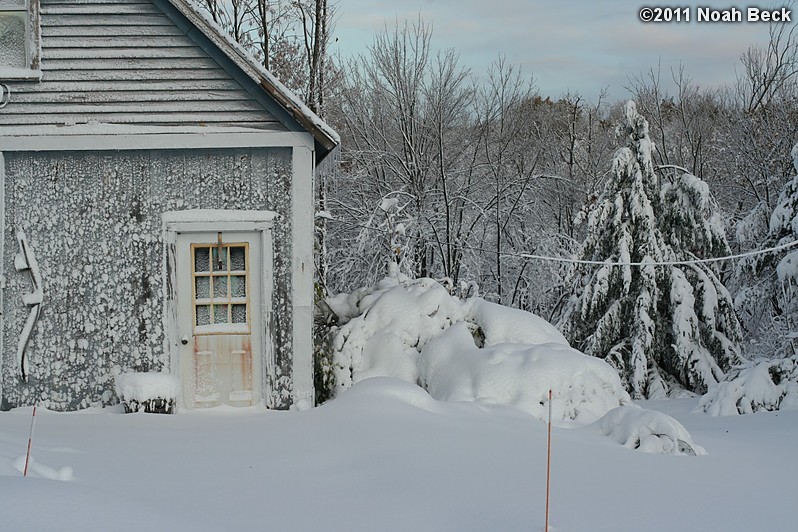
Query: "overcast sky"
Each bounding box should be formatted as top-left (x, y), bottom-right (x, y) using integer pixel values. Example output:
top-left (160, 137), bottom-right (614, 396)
top-left (331, 0), bottom-right (788, 100)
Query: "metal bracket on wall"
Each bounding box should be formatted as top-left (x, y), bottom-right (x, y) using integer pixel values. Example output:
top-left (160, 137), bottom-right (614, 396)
top-left (0, 84), bottom-right (10, 109)
top-left (15, 231), bottom-right (43, 382)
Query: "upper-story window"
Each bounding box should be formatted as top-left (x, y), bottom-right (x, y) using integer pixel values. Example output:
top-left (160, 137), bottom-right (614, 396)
top-left (0, 0), bottom-right (41, 80)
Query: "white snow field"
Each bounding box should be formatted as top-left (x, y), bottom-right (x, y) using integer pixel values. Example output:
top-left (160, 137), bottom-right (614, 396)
top-left (1, 380), bottom-right (797, 532)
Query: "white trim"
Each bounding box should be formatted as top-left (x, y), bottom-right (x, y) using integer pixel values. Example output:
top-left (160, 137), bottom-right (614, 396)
top-left (291, 145), bottom-right (315, 406)
top-left (162, 209), bottom-right (278, 228)
top-left (0, 130), bottom-right (315, 152)
top-left (0, 153), bottom-right (4, 403)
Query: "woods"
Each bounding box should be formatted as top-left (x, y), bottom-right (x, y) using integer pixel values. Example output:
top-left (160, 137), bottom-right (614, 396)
top-left (199, 4), bottom-right (798, 397)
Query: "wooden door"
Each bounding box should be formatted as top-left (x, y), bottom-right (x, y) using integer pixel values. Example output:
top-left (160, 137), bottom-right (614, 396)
top-left (177, 232), bottom-right (262, 407)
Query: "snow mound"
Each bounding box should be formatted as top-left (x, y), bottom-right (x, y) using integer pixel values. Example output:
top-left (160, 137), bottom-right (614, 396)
top-left (327, 276), bottom-right (470, 391)
top-left (419, 323), bottom-right (630, 426)
top-left (470, 300), bottom-right (568, 346)
top-left (333, 377), bottom-right (441, 413)
top-left (114, 372), bottom-right (180, 401)
top-left (600, 406), bottom-right (706, 456)
top-left (12, 456), bottom-right (73, 481)
top-left (323, 274), bottom-right (571, 397)
top-left (698, 356), bottom-right (798, 415)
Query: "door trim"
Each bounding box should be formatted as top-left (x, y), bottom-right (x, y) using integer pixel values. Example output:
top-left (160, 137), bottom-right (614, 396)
top-left (162, 210), bottom-right (276, 409)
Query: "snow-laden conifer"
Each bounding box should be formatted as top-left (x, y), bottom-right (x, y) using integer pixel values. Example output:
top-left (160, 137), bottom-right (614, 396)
top-left (735, 145), bottom-right (798, 358)
top-left (560, 102), bottom-right (742, 398)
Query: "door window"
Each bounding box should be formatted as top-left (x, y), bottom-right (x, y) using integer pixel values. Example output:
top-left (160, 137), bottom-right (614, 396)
top-left (191, 242), bottom-right (250, 334)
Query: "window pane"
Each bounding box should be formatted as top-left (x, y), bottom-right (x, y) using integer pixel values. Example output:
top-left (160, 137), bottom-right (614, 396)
top-left (212, 247), bottom-right (228, 272)
top-left (0, 12), bottom-right (26, 69)
top-left (194, 248), bottom-right (210, 273)
top-left (230, 246), bottom-right (246, 271)
top-left (213, 275), bottom-right (228, 299)
top-left (195, 277), bottom-right (210, 299)
top-left (196, 305), bottom-right (211, 326)
top-left (231, 275), bottom-right (246, 297)
top-left (0, 1), bottom-right (26, 8)
top-left (213, 304), bottom-right (229, 324)
top-left (232, 304), bottom-right (247, 324)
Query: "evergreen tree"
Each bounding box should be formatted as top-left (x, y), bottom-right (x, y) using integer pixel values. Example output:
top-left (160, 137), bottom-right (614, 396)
top-left (736, 145), bottom-right (798, 358)
top-left (560, 102), bottom-right (742, 398)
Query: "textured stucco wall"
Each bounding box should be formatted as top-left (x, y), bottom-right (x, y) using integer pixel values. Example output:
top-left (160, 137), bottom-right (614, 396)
top-left (1, 148), bottom-right (295, 410)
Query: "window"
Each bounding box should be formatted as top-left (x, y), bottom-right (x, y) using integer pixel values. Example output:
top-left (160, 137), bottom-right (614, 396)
top-left (0, 0), bottom-right (40, 80)
top-left (192, 242), bottom-right (250, 334)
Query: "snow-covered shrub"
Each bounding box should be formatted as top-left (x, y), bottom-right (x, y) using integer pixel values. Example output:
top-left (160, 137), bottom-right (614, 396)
top-left (114, 372), bottom-right (179, 414)
top-left (317, 269), bottom-right (631, 426)
top-left (318, 266), bottom-right (576, 401)
top-left (600, 405), bottom-right (706, 456)
top-left (419, 323), bottom-right (630, 426)
top-left (698, 355), bottom-right (798, 415)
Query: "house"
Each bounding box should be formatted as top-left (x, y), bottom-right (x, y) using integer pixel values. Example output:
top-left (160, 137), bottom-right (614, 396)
top-left (0, 0), bottom-right (338, 411)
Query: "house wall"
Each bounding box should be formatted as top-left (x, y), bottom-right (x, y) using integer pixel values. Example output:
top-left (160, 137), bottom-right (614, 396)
top-left (0, 147), bottom-right (296, 411)
top-left (0, 0), bottom-right (285, 130)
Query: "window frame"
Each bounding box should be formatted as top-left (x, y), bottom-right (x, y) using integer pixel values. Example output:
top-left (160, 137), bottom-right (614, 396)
top-left (0, 0), bottom-right (41, 81)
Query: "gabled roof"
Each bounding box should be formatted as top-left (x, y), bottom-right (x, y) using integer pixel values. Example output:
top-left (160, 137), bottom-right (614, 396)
top-left (160, 0), bottom-right (339, 162)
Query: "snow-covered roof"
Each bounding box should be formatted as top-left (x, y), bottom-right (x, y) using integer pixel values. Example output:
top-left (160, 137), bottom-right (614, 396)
top-left (166, 0), bottom-right (339, 161)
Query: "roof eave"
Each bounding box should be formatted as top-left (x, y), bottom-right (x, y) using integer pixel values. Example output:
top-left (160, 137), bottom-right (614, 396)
top-left (166, 0), bottom-right (339, 162)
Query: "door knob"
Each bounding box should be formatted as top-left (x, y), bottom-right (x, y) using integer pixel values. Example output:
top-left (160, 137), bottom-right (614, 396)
top-left (181, 335), bottom-right (189, 345)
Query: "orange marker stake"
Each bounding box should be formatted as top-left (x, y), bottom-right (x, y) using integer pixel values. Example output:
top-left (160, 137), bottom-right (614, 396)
top-left (545, 389), bottom-right (552, 532)
top-left (23, 405), bottom-right (37, 477)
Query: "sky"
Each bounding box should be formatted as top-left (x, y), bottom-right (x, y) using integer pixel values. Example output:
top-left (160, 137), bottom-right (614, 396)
top-left (331, 0), bottom-right (790, 101)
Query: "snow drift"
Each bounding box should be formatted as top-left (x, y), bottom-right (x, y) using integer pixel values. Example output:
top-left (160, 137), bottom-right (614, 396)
top-left (600, 405), bottom-right (706, 455)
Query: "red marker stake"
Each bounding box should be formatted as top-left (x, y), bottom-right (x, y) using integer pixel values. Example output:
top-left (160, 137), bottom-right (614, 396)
top-left (23, 405), bottom-right (37, 477)
top-left (545, 389), bottom-right (552, 532)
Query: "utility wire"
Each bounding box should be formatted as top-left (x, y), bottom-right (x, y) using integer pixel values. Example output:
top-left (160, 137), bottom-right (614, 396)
top-left (323, 217), bottom-right (798, 267)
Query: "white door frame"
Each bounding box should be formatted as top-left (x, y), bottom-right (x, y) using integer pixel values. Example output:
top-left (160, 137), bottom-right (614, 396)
top-left (162, 210), bottom-right (276, 409)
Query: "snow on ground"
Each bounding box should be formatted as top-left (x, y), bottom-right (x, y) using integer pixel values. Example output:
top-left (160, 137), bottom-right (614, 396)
top-left (1, 380), bottom-right (797, 532)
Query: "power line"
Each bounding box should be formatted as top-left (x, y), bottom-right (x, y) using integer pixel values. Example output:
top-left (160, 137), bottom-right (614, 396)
top-left (323, 217), bottom-right (798, 267)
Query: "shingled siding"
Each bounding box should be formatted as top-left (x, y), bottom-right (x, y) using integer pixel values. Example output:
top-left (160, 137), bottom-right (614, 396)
top-left (0, 0), bottom-right (284, 129)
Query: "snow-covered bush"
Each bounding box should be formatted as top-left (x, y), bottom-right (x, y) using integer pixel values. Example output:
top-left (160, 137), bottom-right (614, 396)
top-left (114, 372), bottom-right (179, 414)
top-left (600, 405), bottom-right (706, 455)
top-left (419, 323), bottom-right (630, 426)
top-left (698, 355), bottom-right (798, 415)
top-left (318, 267), bottom-right (571, 398)
top-left (317, 268), bottom-right (632, 426)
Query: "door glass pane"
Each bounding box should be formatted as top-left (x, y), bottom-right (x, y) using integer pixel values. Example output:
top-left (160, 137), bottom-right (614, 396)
top-left (196, 305), bottom-right (211, 326)
top-left (195, 277), bottom-right (210, 299)
top-left (212, 247), bottom-right (228, 272)
top-left (230, 246), bottom-right (246, 271)
top-left (213, 304), bottom-right (229, 324)
top-left (194, 248), bottom-right (210, 272)
top-left (231, 275), bottom-right (246, 297)
top-left (232, 304), bottom-right (247, 323)
top-left (213, 275), bottom-right (228, 298)
top-left (0, 12), bottom-right (26, 69)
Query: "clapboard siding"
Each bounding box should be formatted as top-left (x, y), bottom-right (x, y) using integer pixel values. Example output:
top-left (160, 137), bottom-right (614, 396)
top-left (43, 24), bottom-right (185, 36)
top-left (0, 0), bottom-right (284, 130)
top-left (41, 3), bottom-right (163, 14)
